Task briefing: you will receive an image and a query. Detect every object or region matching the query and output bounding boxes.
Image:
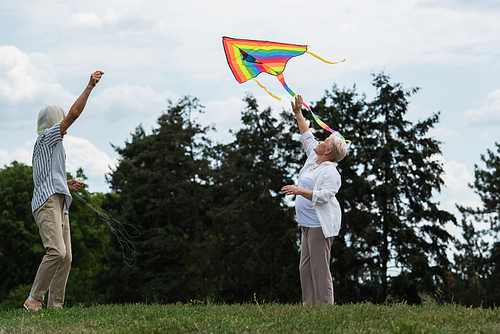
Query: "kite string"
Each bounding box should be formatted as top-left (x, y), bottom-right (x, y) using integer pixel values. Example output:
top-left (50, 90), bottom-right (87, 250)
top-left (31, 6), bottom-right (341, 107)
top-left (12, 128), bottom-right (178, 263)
top-left (72, 186), bottom-right (141, 267)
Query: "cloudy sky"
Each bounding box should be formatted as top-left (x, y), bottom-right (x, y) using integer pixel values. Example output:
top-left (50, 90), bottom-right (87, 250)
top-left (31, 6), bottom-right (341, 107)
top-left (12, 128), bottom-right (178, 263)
top-left (1, 0), bottom-right (499, 234)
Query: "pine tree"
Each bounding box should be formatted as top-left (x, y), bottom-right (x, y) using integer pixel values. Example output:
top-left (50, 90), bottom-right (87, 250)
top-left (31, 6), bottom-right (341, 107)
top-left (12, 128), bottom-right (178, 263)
top-left (203, 95), bottom-right (302, 302)
top-left (97, 96), bottom-right (214, 303)
top-left (98, 95), bottom-right (303, 303)
top-left (311, 73), bottom-right (455, 303)
top-left (454, 142), bottom-right (500, 307)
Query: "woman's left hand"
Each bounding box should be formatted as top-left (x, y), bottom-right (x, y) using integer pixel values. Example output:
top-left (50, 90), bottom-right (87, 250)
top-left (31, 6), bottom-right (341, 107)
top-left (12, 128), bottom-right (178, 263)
top-left (68, 179), bottom-right (84, 191)
top-left (281, 185), bottom-right (300, 196)
top-left (282, 185), bottom-right (313, 200)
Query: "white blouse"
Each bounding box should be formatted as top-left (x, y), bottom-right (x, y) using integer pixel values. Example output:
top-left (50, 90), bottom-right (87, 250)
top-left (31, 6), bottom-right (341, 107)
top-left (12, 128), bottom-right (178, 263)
top-left (296, 130), bottom-right (342, 238)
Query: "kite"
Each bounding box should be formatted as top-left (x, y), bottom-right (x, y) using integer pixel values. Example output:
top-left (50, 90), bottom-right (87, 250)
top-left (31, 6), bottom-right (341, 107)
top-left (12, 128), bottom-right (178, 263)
top-left (222, 36), bottom-right (350, 143)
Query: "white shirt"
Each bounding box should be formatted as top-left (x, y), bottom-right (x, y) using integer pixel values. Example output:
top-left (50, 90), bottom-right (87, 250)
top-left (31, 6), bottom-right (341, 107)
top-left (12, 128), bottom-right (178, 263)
top-left (296, 130), bottom-right (342, 238)
top-left (296, 167), bottom-right (321, 228)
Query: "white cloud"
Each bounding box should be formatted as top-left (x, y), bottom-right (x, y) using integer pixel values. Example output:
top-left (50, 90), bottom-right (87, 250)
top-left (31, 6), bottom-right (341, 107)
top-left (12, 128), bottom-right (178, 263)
top-left (439, 157), bottom-right (474, 192)
top-left (431, 157), bottom-right (482, 230)
top-left (0, 140), bottom-right (34, 168)
top-left (417, 0), bottom-right (500, 11)
top-left (480, 131), bottom-right (493, 141)
top-left (70, 12), bottom-right (102, 29)
top-left (65, 136), bottom-right (117, 192)
top-left (68, 8), bottom-right (152, 31)
top-left (0, 136), bottom-right (116, 193)
top-left (0, 46), bottom-right (72, 105)
top-left (89, 83), bottom-right (178, 119)
top-left (198, 94), bottom-right (290, 144)
top-left (198, 98), bottom-right (245, 143)
top-left (65, 135), bottom-right (117, 180)
top-left (464, 89), bottom-right (500, 126)
top-left (8, 0), bottom-right (500, 84)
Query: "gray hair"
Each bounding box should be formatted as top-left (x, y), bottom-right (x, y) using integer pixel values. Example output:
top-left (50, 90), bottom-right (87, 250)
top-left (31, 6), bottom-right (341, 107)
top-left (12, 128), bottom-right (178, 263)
top-left (37, 105), bottom-right (67, 134)
top-left (327, 133), bottom-right (349, 162)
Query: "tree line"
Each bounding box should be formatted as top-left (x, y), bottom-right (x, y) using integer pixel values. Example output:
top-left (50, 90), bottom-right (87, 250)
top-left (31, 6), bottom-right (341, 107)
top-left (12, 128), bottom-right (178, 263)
top-left (1, 73), bottom-right (499, 309)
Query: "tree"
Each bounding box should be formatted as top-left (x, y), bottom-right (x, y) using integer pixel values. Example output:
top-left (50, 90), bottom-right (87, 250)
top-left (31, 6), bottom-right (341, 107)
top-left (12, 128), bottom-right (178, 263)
top-left (97, 96), bottom-right (216, 303)
top-left (64, 169), bottom-right (111, 306)
top-left (454, 142), bottom-right (500, 307)
top-left (0, 162), bottom-right (109, 309)
top-left (0, 162), bottom-right (40, 309)
top-left (449, 215), bottom-right (489, 306)
top-left (462, 142), bottom-right (500, 230)
top-left (311, 73), bottom-right (455, 303)
top-left (205, 95), bottom-right (302, 302)
top-left (98, 95), bottom-right (304, 304)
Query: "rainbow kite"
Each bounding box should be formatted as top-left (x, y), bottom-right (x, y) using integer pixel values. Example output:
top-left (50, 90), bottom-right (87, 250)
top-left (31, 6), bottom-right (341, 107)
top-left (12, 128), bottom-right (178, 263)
top-left (222, 36), bottom-right (349, 142)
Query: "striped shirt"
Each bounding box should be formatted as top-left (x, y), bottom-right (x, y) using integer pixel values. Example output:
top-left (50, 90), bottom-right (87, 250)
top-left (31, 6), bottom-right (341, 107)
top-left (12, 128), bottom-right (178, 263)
top-left (31, 122), bottom-right (72, 213)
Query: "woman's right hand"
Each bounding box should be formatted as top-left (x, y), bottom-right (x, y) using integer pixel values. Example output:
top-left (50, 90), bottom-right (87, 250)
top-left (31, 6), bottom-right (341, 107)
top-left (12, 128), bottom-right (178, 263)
top-left (61, 70), bottom-right (105, 135)
top-left (291, 95), bottom-right (304, 115)
top-left (291, 94), bottom-right (310, 134)
top-left (88, 70), bottom-right (104, 88)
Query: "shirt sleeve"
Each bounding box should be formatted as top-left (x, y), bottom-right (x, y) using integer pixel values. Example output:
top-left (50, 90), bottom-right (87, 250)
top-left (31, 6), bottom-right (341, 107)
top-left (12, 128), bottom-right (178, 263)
top-left (312, 166), bottom-right (341, 206)
top-left (41, 122), bottom-right (63, 147)
top-left (300, 130), bottom-right (319, 158)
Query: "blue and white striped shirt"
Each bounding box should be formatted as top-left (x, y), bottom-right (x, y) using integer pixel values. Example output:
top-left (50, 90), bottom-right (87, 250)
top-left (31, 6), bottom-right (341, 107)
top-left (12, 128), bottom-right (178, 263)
top-left (31, 122), bottom-right (72, 213)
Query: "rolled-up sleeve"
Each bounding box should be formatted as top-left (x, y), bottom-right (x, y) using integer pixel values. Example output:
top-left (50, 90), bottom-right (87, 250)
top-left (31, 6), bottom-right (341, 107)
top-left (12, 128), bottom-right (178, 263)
top-left (310, 164), bottom-right (342, 238)
top-left (311, 168), bottom-right (340, 206)
top-left (300, 130), bottom-right (318, 158)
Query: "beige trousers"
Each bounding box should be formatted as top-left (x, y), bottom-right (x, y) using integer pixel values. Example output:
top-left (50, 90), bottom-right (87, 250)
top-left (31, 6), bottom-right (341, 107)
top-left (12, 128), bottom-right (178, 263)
top-left (299, 226), bottom-right (334, 306)
top-left (30, 194), bottom-right (72, 309)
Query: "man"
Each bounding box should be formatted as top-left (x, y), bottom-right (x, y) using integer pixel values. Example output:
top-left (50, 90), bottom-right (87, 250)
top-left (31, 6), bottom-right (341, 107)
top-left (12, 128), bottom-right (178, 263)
top-left (24, 70), bottom-right (104, 311)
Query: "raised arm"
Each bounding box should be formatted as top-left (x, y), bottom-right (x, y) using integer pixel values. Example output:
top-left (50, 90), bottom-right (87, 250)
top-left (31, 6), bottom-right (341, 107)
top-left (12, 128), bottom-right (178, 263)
top-left (60, 70), bottom-right (104, 135)
top-left (291, 95), bottom-right (310, 135)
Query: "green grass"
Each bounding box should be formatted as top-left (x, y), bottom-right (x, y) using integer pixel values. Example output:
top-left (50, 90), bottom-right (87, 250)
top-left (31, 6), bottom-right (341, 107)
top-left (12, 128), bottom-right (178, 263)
top-left (1, 301), bottom-right (500, 333)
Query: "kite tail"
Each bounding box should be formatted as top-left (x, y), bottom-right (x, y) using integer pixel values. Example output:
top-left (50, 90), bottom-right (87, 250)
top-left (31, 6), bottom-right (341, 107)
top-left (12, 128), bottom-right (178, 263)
top-left (276, 73), bottom-right (312, 110)
top-left (276, 72), bottom-right (350, 143)
top-left (306, 51), bottom-right (346, 65)
top-left (309, 110), bottom-right (335, 133)
top-left (309, 107), bottom-right (351, 143)
top-left (253, 79), bottom-right (282, 101)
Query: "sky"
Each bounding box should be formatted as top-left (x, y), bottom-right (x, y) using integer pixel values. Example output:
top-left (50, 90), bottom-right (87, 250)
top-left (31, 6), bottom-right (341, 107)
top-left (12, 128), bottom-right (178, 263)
top-left (1, 0), bottom-right (499, 238)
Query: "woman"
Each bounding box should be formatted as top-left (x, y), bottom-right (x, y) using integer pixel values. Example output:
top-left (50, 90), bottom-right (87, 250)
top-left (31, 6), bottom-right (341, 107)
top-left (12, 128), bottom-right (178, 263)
top-left (281, 95), bottom-right (348, 306)
top-left (23, 70), bottom-right (104, 311)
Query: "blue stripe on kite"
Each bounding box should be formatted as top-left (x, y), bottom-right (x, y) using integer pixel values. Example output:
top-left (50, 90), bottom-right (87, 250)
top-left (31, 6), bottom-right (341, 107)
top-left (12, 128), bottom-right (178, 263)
top-left (251, 51), bottom-right (305, 57)
top-left (239, 48), bottom-right (305, 56)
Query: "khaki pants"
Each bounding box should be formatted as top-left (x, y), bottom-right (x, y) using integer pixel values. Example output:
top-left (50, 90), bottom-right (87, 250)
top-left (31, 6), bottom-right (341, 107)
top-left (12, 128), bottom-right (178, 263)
top-left (299, 226), bottom-right (334, 306)
top-left (30, 194), bottom-right (72, 309)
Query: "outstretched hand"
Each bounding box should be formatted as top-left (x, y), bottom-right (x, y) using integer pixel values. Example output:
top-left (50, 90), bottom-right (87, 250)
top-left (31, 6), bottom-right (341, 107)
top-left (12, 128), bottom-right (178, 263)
top-left (88, 70), bottom-right (104, 88)
top-left (282, 184), bottom-right (313, 201)
top-left (281, 185), bottom-right (300, 196)
top-left (68, 179), bottom-right (84, 192)
top-left (291, 95), bottom-right (304, 115)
